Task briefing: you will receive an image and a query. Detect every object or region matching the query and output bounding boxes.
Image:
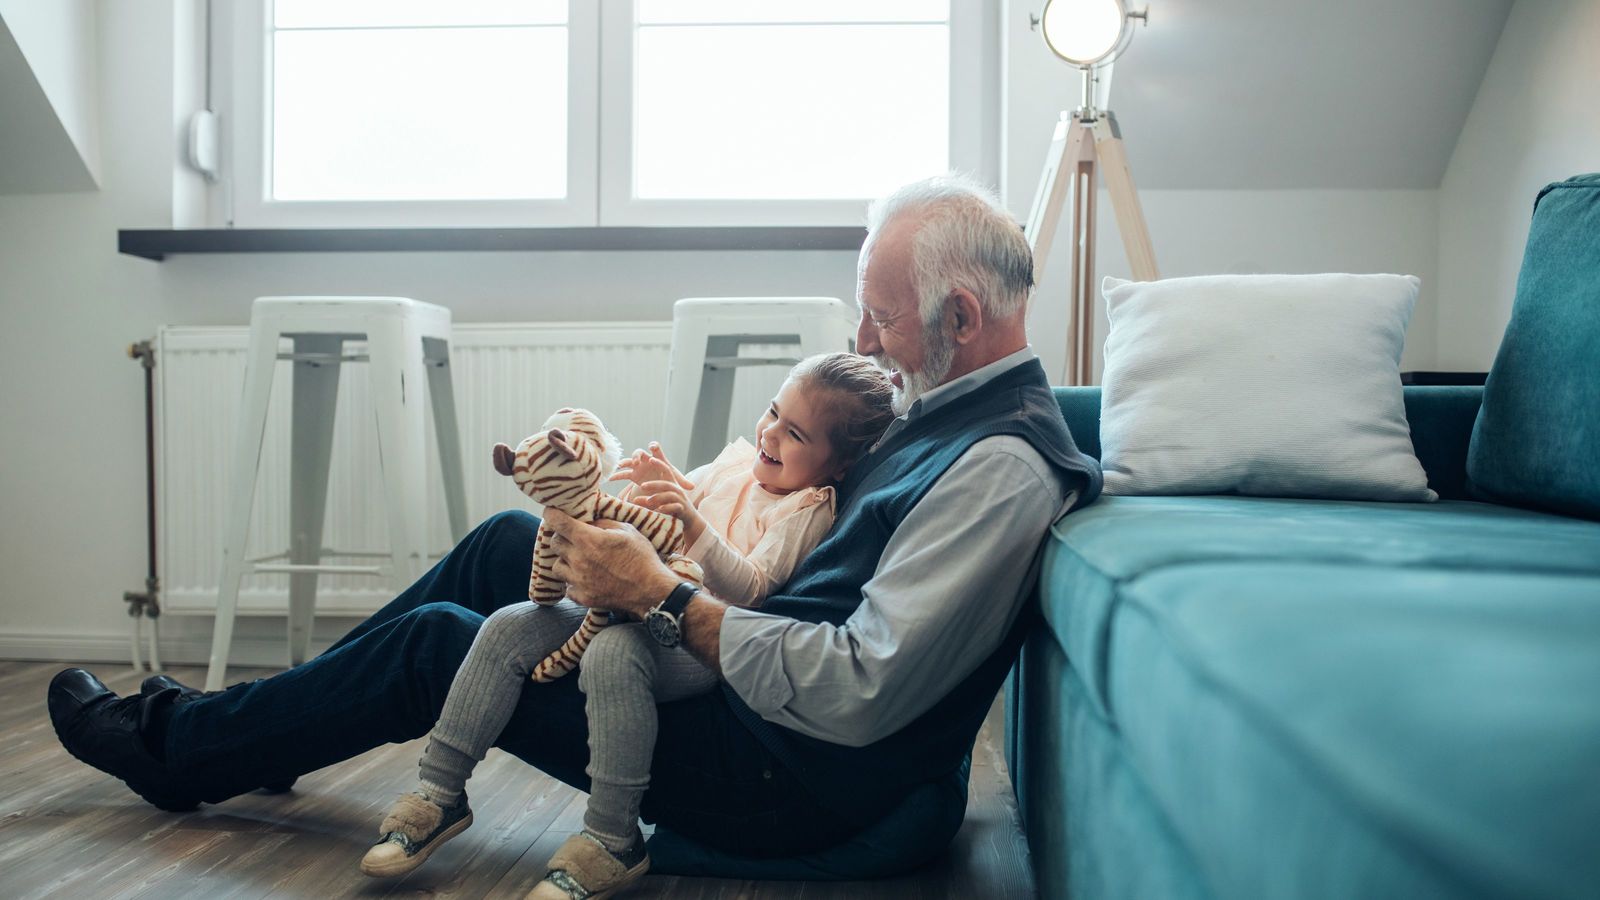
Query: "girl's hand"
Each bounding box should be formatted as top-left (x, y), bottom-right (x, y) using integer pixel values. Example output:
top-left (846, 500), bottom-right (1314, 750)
top-left (634, 479), bottom-right (707, 546)
top-left (609, 442), bottom-right (695, 491)
top-left (645, 443), bottom-right (695, 489)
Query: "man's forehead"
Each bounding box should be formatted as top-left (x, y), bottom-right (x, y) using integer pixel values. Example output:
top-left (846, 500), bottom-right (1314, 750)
top-left (856, 224), bottom-right (914, 307)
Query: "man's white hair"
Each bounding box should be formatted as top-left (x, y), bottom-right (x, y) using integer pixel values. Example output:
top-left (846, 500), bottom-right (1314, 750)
top-left (863, 172), bottom-right (1035, 327)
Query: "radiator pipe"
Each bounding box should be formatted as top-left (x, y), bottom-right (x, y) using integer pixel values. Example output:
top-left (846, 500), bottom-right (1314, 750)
top-left (125, 340), bottom-right (162, 672)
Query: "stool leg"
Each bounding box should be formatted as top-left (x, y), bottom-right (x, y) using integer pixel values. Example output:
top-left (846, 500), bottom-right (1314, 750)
top-left (661, 315), bottom-right (711, 469)
top-left (286, 334), bottom-right (342, 667)
top-left (423, 337), bottom-right (469, 543)
top-left (368, 317), bottom-right (430, 587)
top-left (206, 323), bottom-right (280, 691)
top-left (689, 335), bottom-right (741, 469)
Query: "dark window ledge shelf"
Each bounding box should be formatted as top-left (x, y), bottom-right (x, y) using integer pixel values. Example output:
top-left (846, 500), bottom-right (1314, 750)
top-left (117, 226), bottom-right (867, 261)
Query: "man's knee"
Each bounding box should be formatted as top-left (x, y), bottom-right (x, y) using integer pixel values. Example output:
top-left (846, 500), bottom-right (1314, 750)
top-left (476, 509), bottom-right (541, 569)
top-left (377, 603), bottom-right (485, 717)
top-left (480, 508), bottom-right (540, 546)
top-left (402, 602), bottom-right (483, 666)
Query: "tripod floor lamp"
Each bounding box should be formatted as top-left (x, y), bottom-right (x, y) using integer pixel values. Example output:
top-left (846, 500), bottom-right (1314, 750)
top-left (1025, 0), bottom-right (1159, 385)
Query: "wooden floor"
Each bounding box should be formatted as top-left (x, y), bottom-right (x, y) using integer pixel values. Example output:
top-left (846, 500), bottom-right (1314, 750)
top-left (0, 661), bottom-right (1036, 899)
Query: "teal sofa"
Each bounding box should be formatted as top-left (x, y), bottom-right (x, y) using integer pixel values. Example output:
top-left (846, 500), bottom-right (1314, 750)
top-left (1009, 175), bottom-right (1600, 899)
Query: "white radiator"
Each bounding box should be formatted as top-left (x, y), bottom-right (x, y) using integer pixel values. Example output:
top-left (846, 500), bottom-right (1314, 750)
top-left (156, 323), bottom-right (790, 618)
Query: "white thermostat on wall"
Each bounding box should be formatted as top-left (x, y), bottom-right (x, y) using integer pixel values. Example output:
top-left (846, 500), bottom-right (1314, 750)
top-left (187, 109), bottom-right (219, 182)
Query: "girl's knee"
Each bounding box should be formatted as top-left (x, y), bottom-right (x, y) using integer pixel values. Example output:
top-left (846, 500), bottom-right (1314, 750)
top-left (478, 603), bottom-right (569, 663)
top-left (578, 625), bottom-right (653, 691)
top-left (482, 602), bottom-right (541, 632)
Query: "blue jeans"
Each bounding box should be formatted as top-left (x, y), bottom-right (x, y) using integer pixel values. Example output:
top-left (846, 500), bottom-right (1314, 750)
top-left (164, 510), bottom-right (845, 856)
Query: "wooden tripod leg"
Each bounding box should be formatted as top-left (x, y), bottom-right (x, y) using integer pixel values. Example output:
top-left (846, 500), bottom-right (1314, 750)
top-left (1069, 156), bottom-right (1097, 386)
top-left (1091, 115), bottom-right (1159, 282)
top-left (1025, 115), bottom-right (1093, 285)
top-left (1025, 115), bottom-right (1097, 384)
top-left (1027, 112), bottom-right (1158, 385)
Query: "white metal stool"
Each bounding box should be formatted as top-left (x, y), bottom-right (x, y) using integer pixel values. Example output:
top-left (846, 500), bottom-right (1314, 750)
top-left (661, 297), bottom-right (858, 470)
top-left (205, 296), bottom-right (469, 690)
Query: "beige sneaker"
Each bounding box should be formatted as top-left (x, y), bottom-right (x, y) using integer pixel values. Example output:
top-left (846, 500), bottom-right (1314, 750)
top-left (526, 832), bottom-right (650, 899)
top-left (360, 792), bottom-right (473, 878)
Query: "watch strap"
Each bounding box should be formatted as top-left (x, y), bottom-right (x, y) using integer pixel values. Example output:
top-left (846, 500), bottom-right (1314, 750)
top-left (659, 581), bottom-right (699, 617)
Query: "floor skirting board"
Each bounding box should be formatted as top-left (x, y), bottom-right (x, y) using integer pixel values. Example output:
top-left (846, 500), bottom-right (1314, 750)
top-left (0, 629), bottom-right (336, 668)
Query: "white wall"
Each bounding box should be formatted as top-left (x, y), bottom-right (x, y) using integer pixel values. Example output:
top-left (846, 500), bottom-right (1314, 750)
top-left (1435, 0), bottom-right (1600, 370)
top-left (1015, 186), bottom-right (1440, 382)
top-left (0, 1), bottom-right (859, 665)
top-left (1001, 1), bottom-right (1442, 382)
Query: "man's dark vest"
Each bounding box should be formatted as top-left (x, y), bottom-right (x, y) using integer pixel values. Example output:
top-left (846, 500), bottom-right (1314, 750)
top-left (721, 357), bottom-right (1102, 825)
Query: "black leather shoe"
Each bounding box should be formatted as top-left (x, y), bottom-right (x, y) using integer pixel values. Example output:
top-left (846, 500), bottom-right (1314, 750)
top-left (141, 673), bottom-right (205, 700)
top-left (137, 674), bottom-right (299, 795)
top-left (48, 668), bottom-right (200, 812)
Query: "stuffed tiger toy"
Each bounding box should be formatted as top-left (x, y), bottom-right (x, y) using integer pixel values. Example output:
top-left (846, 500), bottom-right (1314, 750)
top-left (492, 407), bottom-right (703, 682)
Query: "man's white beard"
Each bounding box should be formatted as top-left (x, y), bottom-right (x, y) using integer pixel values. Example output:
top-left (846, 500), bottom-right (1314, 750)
top-left (878, 319), bottom-right (957, 415)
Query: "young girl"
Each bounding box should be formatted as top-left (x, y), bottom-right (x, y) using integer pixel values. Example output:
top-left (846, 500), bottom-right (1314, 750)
top-left (360, 352), bottom-right (896, 895)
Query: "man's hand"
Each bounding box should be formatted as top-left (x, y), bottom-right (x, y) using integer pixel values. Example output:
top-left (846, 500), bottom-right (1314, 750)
top-left (544, 509), bottom-right (679, 618)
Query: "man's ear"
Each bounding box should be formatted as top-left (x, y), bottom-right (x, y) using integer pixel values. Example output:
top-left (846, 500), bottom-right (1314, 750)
top-left (948, 289), bottom-right (983, 345)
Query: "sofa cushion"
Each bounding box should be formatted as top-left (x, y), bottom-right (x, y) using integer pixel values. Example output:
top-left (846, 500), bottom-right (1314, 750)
top-left (1468, 173), bottom-right (1600, 521)
top-left (1109, 563), bottom-right (1600, 898)
top-left (1041, 496), bottom-right (1600, 896)
top-left (1041, 495), bottom-right (1600, 716)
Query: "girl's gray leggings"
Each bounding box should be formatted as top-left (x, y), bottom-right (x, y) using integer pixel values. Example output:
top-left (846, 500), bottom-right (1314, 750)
top-left (420, 599), bottom-right (717, 846)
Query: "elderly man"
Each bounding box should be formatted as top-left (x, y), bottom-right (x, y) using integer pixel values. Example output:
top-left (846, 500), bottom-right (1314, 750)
top-left (48, 174), bottom-right (1101, 888)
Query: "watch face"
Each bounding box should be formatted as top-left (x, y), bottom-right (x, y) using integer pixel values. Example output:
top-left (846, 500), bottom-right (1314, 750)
top-left (646, 610), bottom-right (681, 647)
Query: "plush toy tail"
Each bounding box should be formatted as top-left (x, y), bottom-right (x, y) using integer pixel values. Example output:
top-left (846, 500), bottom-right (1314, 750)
top-left (531, 609), bottom-right (609, 683)
top-left (529, 522), bottom-right (566, 605)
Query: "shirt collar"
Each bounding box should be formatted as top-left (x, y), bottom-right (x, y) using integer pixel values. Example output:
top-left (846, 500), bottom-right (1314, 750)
top-left (902, 345), bottom-right (1038, 422)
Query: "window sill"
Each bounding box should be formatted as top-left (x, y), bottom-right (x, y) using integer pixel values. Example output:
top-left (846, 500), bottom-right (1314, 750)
top-left (117, 226), bottom-right (866, 261)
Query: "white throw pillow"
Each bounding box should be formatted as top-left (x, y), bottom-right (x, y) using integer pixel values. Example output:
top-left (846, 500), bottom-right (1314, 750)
top-left (1099, 273), bottom-right (1436, 501)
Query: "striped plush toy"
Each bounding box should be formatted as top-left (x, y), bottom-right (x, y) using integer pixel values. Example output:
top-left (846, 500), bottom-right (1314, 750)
top-left (492, 408), bottom-right (703, 682)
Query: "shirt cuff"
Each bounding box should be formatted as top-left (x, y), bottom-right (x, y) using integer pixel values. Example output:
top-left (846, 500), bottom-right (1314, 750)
top-left (685, 524), bottom-right (717, 563)
top-left (719, 606), bottom-right (796, 716)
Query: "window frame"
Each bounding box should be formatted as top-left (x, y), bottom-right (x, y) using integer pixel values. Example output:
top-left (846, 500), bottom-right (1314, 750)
top-left (596, 0), bottom-right (987, 227)
top-left (213, 0), bottom-right (991, 229)
top-left (219, 0), bottom-right (600, 228)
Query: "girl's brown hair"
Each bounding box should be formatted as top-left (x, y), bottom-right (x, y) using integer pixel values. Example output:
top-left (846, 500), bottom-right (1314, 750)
top-left (788, 352), bottom-right (898, 472)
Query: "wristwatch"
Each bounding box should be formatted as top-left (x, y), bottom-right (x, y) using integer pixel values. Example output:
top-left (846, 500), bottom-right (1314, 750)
top-left (644, 582), bottom-right (699, 648)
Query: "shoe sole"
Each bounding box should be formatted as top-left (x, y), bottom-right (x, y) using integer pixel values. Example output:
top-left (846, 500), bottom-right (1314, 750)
top-left (360, 811), bottom-right (474, 878)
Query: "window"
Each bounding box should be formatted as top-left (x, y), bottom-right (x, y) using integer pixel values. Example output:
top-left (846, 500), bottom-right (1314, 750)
top-left (217, 0), bottom-right (990, 228)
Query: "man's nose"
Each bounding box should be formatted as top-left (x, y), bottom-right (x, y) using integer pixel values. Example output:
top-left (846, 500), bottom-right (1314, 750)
top-left (856, 316), bottom-right (879, 354)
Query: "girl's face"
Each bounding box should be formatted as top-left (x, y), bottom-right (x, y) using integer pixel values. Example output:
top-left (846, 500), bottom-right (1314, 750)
top-left (752, 378), bottom-right (846, 494)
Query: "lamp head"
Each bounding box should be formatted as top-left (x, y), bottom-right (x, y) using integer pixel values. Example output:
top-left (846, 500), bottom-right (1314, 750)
top-left (1039, 0), bottom-right (1146, 69)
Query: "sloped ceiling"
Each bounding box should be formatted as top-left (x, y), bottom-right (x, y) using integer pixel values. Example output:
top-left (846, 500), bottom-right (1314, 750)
top-left (1013, 0), bottom-right (1514, 189)
top-left (0, 9), bottom-right (99, 195)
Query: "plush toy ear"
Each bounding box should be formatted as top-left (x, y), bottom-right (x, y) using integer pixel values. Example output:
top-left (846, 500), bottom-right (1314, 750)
top-left (493, 443), bottom-right (516, 476)
top-left (547, 428), bottom-right (579, 461)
